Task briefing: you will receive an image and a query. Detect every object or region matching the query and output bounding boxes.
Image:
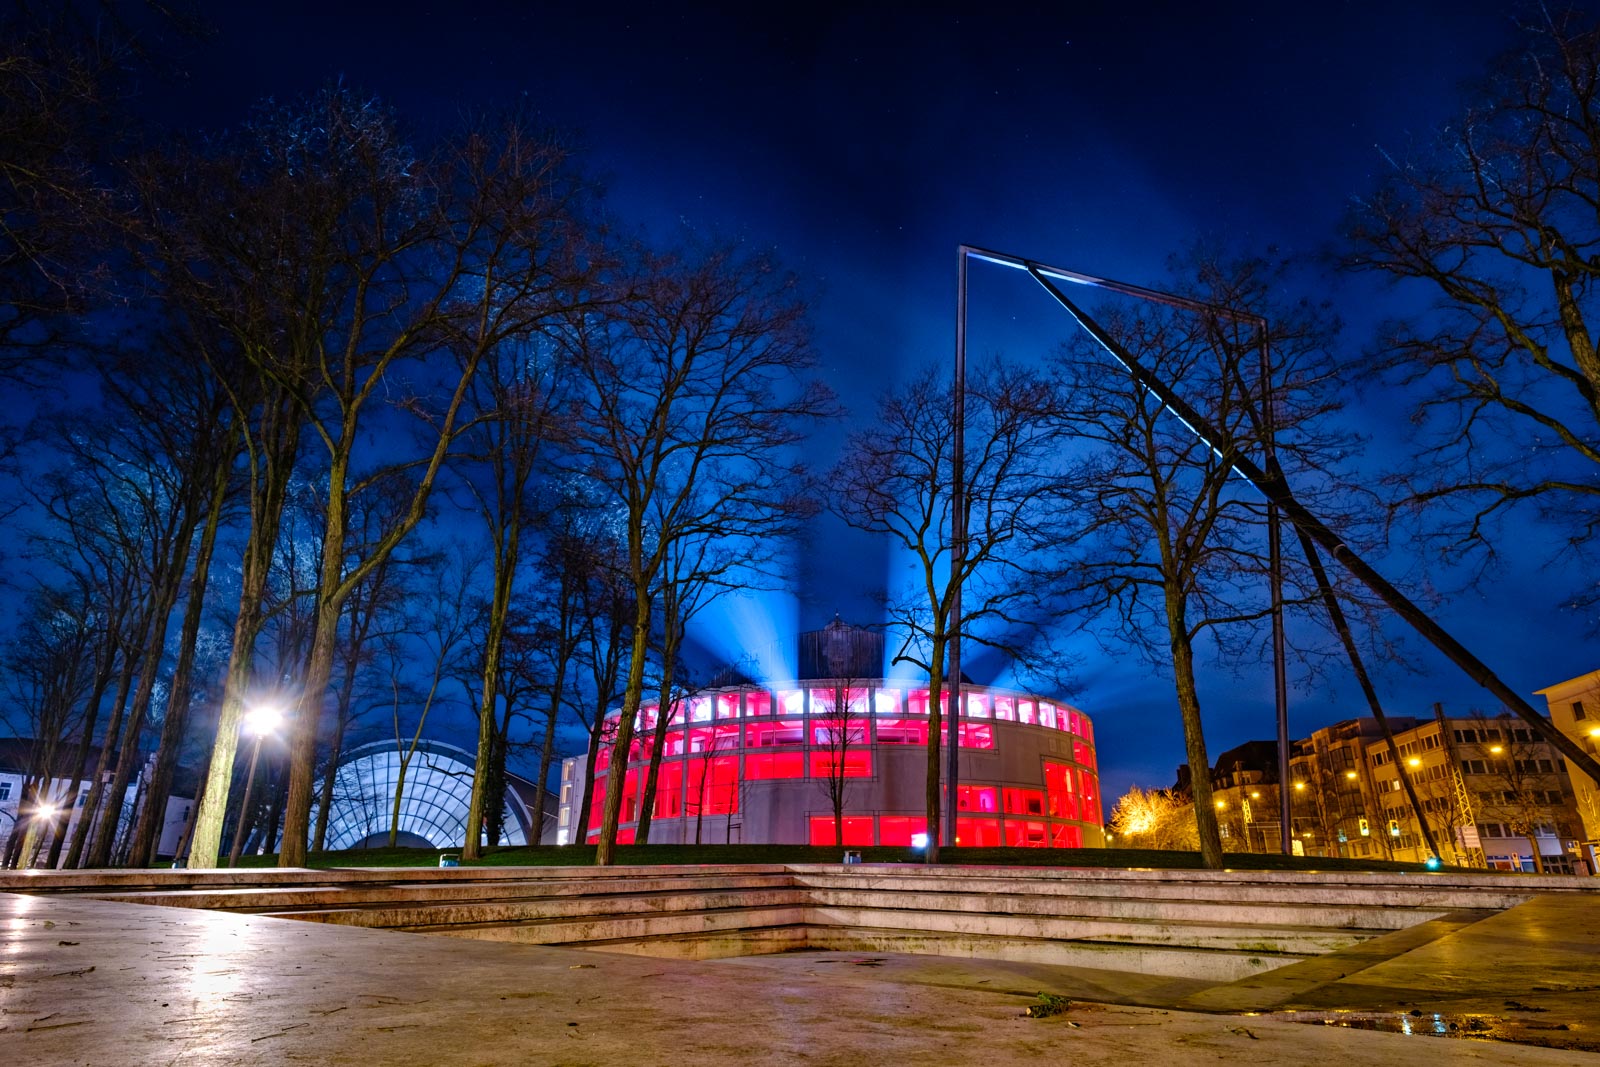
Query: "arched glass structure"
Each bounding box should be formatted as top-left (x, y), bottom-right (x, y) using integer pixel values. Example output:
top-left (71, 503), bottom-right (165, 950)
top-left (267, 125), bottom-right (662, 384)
top-left (321, 740), bottom-right (533, 851)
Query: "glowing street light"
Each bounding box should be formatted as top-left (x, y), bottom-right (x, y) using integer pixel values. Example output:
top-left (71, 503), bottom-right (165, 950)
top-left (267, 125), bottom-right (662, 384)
top-left (1293, 782), bottom-right (1305, 791)
top-left (1408, 757), bottom-right (1422, 768)
top-left (1345, 770), bottom-right (1358, 780)
top-left (1489, 745), bottom-right (1503, 754)
top-left (228, 705), bottom-right (284, 867)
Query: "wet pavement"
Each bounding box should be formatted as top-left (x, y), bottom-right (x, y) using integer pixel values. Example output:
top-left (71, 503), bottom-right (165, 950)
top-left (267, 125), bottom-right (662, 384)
top-left (3, 886), bottom-right (1599, 1065)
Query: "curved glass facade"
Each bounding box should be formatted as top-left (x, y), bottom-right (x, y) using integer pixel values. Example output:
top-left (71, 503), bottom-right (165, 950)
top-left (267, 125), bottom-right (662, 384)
top-left (557, 681), bottom-right (1102, 848)
top-left (321, 740), bottom-right (533, 851)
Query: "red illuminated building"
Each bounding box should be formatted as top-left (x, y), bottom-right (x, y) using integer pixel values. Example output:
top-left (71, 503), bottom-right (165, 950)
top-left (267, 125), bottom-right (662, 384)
top-left (555, 622), bottom-right (1104, 848)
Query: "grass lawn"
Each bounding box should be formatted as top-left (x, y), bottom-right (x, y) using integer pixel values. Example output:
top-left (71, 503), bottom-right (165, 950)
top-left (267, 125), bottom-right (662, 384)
top-left (229, 842), bottom-right (1464, 874)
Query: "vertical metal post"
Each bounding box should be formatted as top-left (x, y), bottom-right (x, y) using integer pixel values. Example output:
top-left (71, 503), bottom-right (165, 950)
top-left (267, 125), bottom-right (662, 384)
top-left (228, 734), bottom-right (264, 867)
top-left (946, 248), bottom-right (968, 849)
top-left (1261, 333), bottom-right (1292, 855)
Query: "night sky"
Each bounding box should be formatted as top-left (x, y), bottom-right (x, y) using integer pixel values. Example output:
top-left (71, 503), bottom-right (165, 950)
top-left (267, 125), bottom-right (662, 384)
top-left (128, 3), bottom-right (1592, 802)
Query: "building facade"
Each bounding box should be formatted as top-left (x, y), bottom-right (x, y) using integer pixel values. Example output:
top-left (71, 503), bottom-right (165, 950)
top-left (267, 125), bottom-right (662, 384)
top-left (1538, 669), bottom-right (1600, 873)
top-left (1285, 711), bottom-right (1587, 874)
top-left (556, 625), bottom-right (1104, 849)
top-left (0, 739), bottom-right (192, 867)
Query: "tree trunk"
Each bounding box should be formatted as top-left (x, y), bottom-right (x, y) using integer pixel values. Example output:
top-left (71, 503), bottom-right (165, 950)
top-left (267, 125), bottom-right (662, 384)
top-left (87, 532), bottom-right (195, 867)
top-left (634, 631), bottom-right (679, 845)
top-left (1163, 584), bottom-right (1224, 869)
top-left (463, 516), bottom-right (519, 860)
top-left (127, 445), bottom-right (230, 866)
top-left (312, 681), bottom-right (355, 853)
top-left (66, 627), bottom-right (145, 868)
top-left (1527, 833), bottom-right (1545, 874)
top-left (279, 585), bottom-right (340, 867)
top-left (389, 755), bottom-right (411, 848)
top-left (923, 637), bottom-right (946, 864)
top-left (190, 393), bottom-right (301, 868)
top-left (595, 587), bottom-right (651, 866)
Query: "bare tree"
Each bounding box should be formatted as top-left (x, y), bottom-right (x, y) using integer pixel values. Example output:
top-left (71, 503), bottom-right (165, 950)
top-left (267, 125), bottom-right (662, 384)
top-left (572, 243), bottom-right (835, 865)
top-left (1048, 255), bottom-right (1344, 869)
top-left (0, 586), bottom-right (94, 868)
top-left (567, 536), bottom-right (634, 847)
top-left (457, 329), bottom-right (582, 863)
top-left (1345, 11), bottom-right (1600, 623)
top-left (1467, 711), bottom-right (1576, 874)
top-left (811, 676), bottom-right (869, 849)
top-left (379, 552), bottom-right (475, 848)
top-left (832, 360), bottom-right (1063, 861)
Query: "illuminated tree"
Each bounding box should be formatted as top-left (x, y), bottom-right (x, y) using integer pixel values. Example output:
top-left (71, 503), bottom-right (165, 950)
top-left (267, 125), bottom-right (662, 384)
top-left (1108, 785), bottom-right (1197, 852)
top-left (832, 361), bottom-right (1064, 861)
top-left (1345, 11), bottom-right (1600, 625)
top-left (812, 674), bottom-right (870, 849)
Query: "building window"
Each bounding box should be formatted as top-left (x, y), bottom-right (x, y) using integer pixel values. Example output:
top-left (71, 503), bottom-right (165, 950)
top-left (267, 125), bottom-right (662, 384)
top-left (1575, 700), bottom-right (1589, 722)
top-left (0, 781), bottom-right (10, 800)
top-left (809, 815), bottom-right (874, 846)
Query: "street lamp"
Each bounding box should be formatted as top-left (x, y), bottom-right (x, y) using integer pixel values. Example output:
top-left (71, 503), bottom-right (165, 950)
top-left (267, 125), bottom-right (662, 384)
top-left (228, 706), bottom-right (283, 867)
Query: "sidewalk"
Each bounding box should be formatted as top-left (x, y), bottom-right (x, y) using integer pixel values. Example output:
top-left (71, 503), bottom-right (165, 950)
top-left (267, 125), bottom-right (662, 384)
top-left (1, 889), bottom-right (1593, 1065)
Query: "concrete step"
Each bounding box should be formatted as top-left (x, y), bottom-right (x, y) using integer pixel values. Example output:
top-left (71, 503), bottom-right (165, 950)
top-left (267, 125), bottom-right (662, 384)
top-left (789, 869), bottom-right (1536, 912)
top-left (798, 924), bottom-right (1308, 983)
top-left (803, 885), bottom-right (1448, 931)
top-left (90, 871), bottom-right (796, 913)
top-left (273, 886), bottom-right (810, 930)
top-left (807, 903), bottom-right (1374, 956)
top-left (419, 903), bottom-right (809, 946)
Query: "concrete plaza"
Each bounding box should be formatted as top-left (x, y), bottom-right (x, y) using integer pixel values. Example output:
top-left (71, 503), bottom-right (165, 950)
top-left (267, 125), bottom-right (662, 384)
top-left (1, 864), bottom-right (1597, 1064)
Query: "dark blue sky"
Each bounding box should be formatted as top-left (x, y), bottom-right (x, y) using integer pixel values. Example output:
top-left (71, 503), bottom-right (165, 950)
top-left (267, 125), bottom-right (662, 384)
top-left (150, 3), bottom-right (1592, 802)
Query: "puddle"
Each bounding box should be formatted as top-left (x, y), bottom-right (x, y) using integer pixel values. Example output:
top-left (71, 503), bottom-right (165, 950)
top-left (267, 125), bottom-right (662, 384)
top-left (1257, 1009), bottom-right (1587, 1050)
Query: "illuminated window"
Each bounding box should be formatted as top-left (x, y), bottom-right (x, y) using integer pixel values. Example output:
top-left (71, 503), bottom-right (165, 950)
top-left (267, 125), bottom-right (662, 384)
top-left (716, 693), bottom-right (740, 719)
top-left (663, 730), bottom-right (687, 757)
top-left (959, 723), bottom-right (993, 749)
top-left (1016, 700), bottom-right (1037, 725)
top-left (744, 752), bottom-right (805, 779)
top-left (1004, 819), bottom-right (1049, 847)
top-left (810, 687), bottom-right (837, 717)
top-left (878, 815), bottom-right (928, 845)
top-left (875, 718), bottom-right (929, 745)
top-left (1051, 823), bottom-right (1082, 848)
top-left (1078, 716), bottom-right (1094, 745)
top-left (1038, 702), bottom-right (1058, 729)
top-left (1003, 788), bottom-right (1046, 816)
top-left (812, 719), bottom-right (869, 746)
top-left (873, 688), bottom-right (902, 716)
top-left (955, 816), bottom-right (1002, 847)
top-left (1073, 740), bottom-right (1094, 766)
top-left (809, 750), bottom-right (872, 778)
top-left (686, 756), bottom-right (738, 815)
top-left (653, 762), bottom-right (685, 819)
top-left (956, 785), bottom-right (998, 812)
top-left (639, 704), bottom-right (658, 730)
top-left (966, 692), bottom-right (990, 718)
top-left (992, 696), bottom-right (1015, 721)
top-left (1078, 768), bottom-right (1101, 825)
top-left (689, 697), bottom-right (713, 722)
top-left (907, 689), bottom-right (931, 716)
top-left (808, 815), bottom-right (875, 846)
top-left (746, 691), bottom-right (773, 717)
top-left (746, 720), bottom-right (805, 747)
top-left (778, 689), bottom-right (805, 716)
top-left (1044, 761), bottom-right (1079, 820)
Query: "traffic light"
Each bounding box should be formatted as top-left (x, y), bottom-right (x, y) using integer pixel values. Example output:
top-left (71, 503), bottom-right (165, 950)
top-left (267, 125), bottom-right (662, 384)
top-left (1358, 817), bottom-right (1370, 836)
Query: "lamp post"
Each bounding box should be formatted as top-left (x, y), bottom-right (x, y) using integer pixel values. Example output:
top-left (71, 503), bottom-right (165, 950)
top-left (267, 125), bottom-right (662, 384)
top-left (228, 706), bottom-right (283, 867)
